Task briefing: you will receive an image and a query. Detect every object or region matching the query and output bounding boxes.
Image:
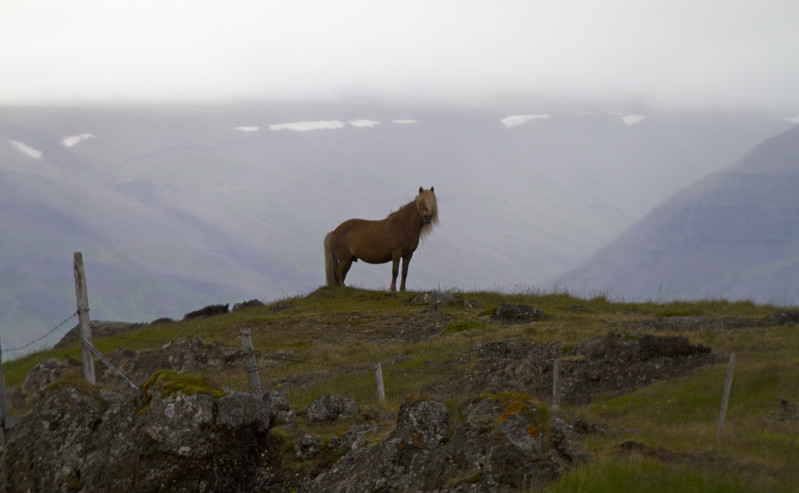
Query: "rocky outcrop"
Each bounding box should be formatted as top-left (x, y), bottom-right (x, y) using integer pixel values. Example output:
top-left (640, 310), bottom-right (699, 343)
top-left (183, 303), bottom-right (230, 320)
top-left (0, 374), bottom-right (286, 492)
top-left (451, 332), bottom-right (716, 405)
top-left (306, 394), bottom-right (359, 423)
top-left (308, 394), bottom-right (579, 492)
top-left (492, 304), bottom-right (548, 323)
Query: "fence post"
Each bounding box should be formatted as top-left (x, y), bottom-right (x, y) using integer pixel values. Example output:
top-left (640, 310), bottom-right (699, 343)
top-left (73, 252), bottom-right (96, 385)
top-left (375, 363), bottom-right (386, 402)
top-left (239, 329), bottom-right (262, 397)
top-left (0, 339), bottom-right (8, 443)
top-left (716, 353), bottom-right (736, 441)
top-left (552, 359), bottom-right (561, 410)
top-left (80, 336), bottom-right (142, 394)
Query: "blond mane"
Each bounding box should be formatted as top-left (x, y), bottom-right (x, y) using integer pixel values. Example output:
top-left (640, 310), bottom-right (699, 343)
top-left (416, 187), bottom-right (438, 239)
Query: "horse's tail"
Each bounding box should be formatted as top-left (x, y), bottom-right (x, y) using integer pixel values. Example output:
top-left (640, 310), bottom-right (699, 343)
top-left (324, 231), bottom-right (338, 287)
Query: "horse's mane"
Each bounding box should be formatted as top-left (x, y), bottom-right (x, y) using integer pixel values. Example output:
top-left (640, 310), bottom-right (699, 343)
top-left (386, 190), bottom-right (438, 240)
top-left (386, 191), bottom-right (438, 238)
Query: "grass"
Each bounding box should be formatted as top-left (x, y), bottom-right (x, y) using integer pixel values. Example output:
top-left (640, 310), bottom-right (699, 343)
top-left (549, 455), bottom-right (761, 493)
top-left (3, 286), bottom-right (798, 491)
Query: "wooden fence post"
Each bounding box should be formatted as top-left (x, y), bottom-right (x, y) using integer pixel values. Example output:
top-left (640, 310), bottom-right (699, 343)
top-left (73, 252), bottom-right (96, 385)
top-left (375, 363), bottom-right (386, 402)
top-left (716, 353), bottom-right (736, 441)
top-left (0, 338), bottom-right (8, 443)
top-left (240, 329), bottom-right (262, 397)
top-left (80, 336), bottom-right (141, 394)
top-left (552, 359), bottom-right (561, 410)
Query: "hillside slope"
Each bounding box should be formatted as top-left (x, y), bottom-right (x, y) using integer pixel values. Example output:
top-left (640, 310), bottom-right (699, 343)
top-left (2, 289), bottom-right (797, 491)
top-left (555, 124), bottom-right (799, 304)
top-left (1, 103), bottom-right (792, 354)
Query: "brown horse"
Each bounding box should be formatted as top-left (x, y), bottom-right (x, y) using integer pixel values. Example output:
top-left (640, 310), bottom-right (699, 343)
top-left (325, 187), bottom-right (438, 291)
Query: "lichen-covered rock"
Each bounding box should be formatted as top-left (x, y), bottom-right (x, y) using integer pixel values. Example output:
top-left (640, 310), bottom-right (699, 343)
top-left (492, 304), bottom-right (548, 323)
top-left (0, 375), bottom-right (284, 492)
top-left (392, 396), bottom-right (449, 449)
top-left (295, 434), bottom-right (323, 460)
top-left (455, 333), bottom-right (717, 406)
top-left (306, 394), bottom-right (358, 422)
top-left (309, 394), bottom-right (575, 492)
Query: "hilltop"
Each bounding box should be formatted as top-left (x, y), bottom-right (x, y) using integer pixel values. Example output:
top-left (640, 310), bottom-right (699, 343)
top-left (2, 288), bottom-right (798, 491)
top-left (2, 103), bottom-right (793, 354)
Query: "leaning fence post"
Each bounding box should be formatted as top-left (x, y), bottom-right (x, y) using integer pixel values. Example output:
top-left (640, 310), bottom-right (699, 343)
top-left (73, 252), bottom-right (96, 385)
top-left (716, 353), bottom-right (736, 441)
top-left (375, 363), bottom-right (386, 402)
top-left (0, 338), bottom-right (9, 443)
top-left (552, 359), bottom-right (561, 410)
top-left (240, 329), bottom-right (262, 397)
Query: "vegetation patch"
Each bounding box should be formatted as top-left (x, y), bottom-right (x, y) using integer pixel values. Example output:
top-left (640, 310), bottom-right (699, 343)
top-left (142, 369), bottom-right (226, 399)
top-left (443, 320), bottom-right (485, 334)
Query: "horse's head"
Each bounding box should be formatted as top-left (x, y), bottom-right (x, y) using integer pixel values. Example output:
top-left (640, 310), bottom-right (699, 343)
top-left (416, 186), bottom-right (438, 225)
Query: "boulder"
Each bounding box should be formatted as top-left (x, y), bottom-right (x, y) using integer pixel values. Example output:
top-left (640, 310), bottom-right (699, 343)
top-left (309, 394), bottom-right (575, 492)
top-left (0, 376), bottom-right (285, 492)
top-left (306, 395), bottom-right (358, 422)
top-left (295, 434), bottom-right (323, 460)
top-left (183, 303), bottom-right (229, 320)
top-left (492, 304), bottom-right (548, 323)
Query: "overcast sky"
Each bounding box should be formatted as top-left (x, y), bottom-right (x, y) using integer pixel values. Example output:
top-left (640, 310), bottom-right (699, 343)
top-left (2, 0), bottom-right (799, 110)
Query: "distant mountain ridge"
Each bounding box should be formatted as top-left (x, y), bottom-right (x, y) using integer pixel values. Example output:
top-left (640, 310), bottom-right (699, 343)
top-left (0, 102), bottom-right (793, 355)
top-left (555, 124), bottom-right (799, 304)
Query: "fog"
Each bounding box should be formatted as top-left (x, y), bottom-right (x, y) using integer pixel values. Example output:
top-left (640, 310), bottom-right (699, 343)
top-left (2, 0), bottom-right (799, 111)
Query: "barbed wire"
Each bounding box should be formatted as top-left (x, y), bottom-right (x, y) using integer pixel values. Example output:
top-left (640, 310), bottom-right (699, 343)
top-left (3, 311), bottom-right (79, 355)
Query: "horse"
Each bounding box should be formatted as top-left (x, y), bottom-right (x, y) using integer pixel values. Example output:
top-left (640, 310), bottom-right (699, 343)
top-left (324, 187), bottom-right (438, 292)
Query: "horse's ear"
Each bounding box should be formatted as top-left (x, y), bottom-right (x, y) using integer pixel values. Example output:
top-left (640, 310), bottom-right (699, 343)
top-left (430, 186), bottom-right (434, 193)
top-left (419, 186), bottom-right (423, 194)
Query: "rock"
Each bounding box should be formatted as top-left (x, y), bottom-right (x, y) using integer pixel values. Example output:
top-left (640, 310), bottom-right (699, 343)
top-left (0, 378), bottom-right (284, 492)
top-left (455, 333), bottom-right (717, 406)
top-left (295, 434), bottom-right (323, 460)
top-left (310, 394), bottom-right (573, 492)
top-left (392, 397), bottom-right (449, 449)
top-left (409, 291), bottom-right (457, 306)
top-left (492, 304), bottom-right (547, 323)
top-left (764, 309), bottom-right (799, 326)
top-left (307, 395), bottom-right (358, 422)
top-left (232, 299), bottom-right (265, 312)
top-left (334, 423), bottom-right (379, 452)
top-left (183, 303), bottom-right (229, 320)
top-left (20, 358), bottom-right (79, 398)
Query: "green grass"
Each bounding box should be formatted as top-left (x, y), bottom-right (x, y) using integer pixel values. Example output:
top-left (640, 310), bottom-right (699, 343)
top-left (4, 286), bottom-right (798, 491)
top-left (548, 455), bottom-right (760, 493)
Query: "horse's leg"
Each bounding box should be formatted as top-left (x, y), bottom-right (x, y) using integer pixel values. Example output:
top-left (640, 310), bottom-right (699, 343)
top-left (336, 257), bottom-right (353, 287)
top-left (400, 252), bottom-right (413, 292)
top-left (390, 251), bottom-right (402, 291)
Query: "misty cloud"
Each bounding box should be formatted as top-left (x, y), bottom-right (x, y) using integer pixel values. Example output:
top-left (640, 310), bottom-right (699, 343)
top-left (2, 1), bottom-right (798, 109)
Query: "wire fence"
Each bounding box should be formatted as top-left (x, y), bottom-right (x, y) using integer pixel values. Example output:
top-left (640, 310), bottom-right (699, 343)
top-left (2, 311), bottom-right (79, 358)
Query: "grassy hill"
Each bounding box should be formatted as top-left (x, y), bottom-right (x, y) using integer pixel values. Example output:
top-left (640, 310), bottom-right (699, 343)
top-left (3, 287), bottom-right (798, 492)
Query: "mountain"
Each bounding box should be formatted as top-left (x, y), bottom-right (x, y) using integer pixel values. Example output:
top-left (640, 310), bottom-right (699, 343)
top-left (0, 102), bottom-right (793, 355)
top-left (554, 124), bottom-right (799, 304)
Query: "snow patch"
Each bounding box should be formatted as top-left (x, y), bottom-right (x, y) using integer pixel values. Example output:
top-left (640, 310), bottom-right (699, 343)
top-left (63, 133), bottom-right (97, 148)
top-left (348, 119), bottom-right (380, 128)
top-left (269, 120), bottom-right (346, 132)
top-left (392, 119), bottom-right (417, 125)
top-left (10, 140), bottom-right (43, 159)
top-left (501, 114), bottom-right (550, 128)
top-left (233, 126), bottom-right (260, 132)
top-left (621, 114), bottom-right (646, 126)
